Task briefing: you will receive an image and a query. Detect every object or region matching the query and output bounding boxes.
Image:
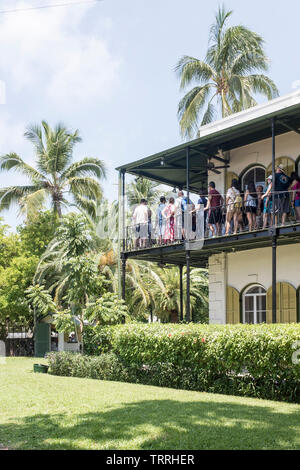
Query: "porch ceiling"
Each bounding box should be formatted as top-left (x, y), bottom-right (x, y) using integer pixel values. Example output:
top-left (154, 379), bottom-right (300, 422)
top-left (116, 96), bottom-right (300, 193)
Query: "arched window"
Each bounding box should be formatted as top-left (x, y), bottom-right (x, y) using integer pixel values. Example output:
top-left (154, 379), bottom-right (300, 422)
top-left (243, 285), bottom-right (266, 324)
top-left (241, 166), bottom-right (266, 191)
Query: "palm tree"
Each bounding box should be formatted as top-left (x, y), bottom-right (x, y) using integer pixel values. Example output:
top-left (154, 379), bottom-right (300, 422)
top-left (0, 121), bottom-right (106, 219)
top-left (126, 178), bottom-right (160, 208)
top-left (150, 266), bottom-right (208, 322)
top-left (34, 214), bottom-right (99, 304)
top-left (176, 5), bottom-right (279, 139)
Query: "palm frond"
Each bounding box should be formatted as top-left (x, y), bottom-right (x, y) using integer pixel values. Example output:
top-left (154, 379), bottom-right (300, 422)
top-left (68, 176), bottom-right (103, 200)
top-left (61, 157), bottom-right (107, 180)
top-left (178, 85), bottom-right (213, 139)
top-left (0, 185), bottom-right (42, 212)
top-left (19, 188), bottom-right (48, 219)
top-left (175, 56), bottom-right (215, 89)
top-left (0, 153), bottom-right (45, 183)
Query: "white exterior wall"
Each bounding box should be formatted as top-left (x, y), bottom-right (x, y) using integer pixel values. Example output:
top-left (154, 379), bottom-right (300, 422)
top-left (208, 131), bottom-right (300, 324)
top-left (209, 253), bottom-right (227, 324)
top-left (227, 244), bottom-right (300, 292)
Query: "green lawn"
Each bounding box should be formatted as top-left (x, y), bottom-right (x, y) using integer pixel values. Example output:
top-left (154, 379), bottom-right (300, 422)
top-left (1, 357), bottom-right (300, 450)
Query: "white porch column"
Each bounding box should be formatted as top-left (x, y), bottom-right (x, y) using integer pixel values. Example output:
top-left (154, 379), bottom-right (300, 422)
top-left (209, 253), bottom-right (227, 324)
top-left (58, 333), bottom-right (64, 352)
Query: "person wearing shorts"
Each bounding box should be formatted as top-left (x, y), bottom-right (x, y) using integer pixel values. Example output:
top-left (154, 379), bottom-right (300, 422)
top-left (274, 164), bottom-right (292, 225)
top-left (225, 179), bottom-right (242, 235)
top-left (262, 176), bottom-right (273, 229)
top-left (205, 182), bottom-right (223, 237)
top-left (244, 181), bottom-right (258, 231)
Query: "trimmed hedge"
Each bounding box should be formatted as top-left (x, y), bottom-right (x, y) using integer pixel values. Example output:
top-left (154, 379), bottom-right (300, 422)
top-left (47, 352), bottom-right (124, 381)
top-left (82, 325), bottom-right (114, 356)
top-left (111, 323), bottom-right (300, 402)
top-left (48, 323), bottom-right (300, 403)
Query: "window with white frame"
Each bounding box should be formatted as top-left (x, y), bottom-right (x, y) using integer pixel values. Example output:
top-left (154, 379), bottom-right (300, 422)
top-left (243, 285), bottom-right (267, 324)
top-left (242, 166), bottom-right (266, 191)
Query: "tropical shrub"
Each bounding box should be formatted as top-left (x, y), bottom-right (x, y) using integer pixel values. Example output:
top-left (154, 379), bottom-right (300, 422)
top-left (111, 323), bottom-right (300, 402)
top-left (47, 351), bottom-right (124, 381)
top-left (48, 323), bottom-right (300, 403)
top-left (82, 325), bottom-right (114, 356)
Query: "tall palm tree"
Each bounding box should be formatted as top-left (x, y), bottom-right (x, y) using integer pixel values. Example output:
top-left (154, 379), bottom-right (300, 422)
top-left (0, 121), bottom-right (106, 219)
top-left (126, 177), bottom-right (160, 208)
top-left (150, 266), bottom-right (208, 322)
top-left (176, 5), bottom-right (279, 139)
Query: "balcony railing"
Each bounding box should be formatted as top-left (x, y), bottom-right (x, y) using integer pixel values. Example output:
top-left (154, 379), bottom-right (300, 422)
top-left (124, 189), bottom-right (300, 252)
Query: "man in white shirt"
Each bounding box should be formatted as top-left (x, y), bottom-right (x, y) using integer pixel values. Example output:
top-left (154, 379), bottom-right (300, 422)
top-left (174, 191), bottom-right (184, 240)
top-left (132, 199), bottom-right (148, 248)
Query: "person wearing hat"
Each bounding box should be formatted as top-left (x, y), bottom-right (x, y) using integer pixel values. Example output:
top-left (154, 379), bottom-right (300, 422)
top-left (274, 164), bottom-right (293, 225)
top-left (261, 175), bottom-right (273, 228)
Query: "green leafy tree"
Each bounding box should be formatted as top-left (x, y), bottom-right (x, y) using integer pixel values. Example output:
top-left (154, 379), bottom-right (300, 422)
top-left (0, 121), bottom-right (106, 219)
top-left (0, 254), bottom-right (39, 338)
top-left (176, 5), bottom-right (279, 138)
top-left (0, 219), bottom-right (20, 269)
top-left (18, 210), bottom-right (57, 257)
top-left (85, 293), bottom-right (129, 325)
top-left (63, 256), bottom-right (107, 352)
top-left (35, 214), bottom-right (100, 302)
top-left (26, 284), bottom-right (57, 324)
top-left (0, 214), bottom-right (60, 338)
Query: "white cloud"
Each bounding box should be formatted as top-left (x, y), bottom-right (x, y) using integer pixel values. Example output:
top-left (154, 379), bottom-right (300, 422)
top-left (0, 1), bottom-right (121, 106)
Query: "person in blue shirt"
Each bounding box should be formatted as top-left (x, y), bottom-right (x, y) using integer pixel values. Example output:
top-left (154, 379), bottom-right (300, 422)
top-left (155, 196), bottom-right (166, 244)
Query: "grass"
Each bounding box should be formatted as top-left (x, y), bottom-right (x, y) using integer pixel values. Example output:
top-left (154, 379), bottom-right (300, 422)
top-left (1, 358), bottom-right (300, 450)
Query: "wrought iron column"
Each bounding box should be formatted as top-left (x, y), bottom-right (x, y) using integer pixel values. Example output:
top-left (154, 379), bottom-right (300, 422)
top-left (121, 255), bottom-right (126, 301)
top-left (186, 146), bottom-right (190, 201)
top-left (122, 170), bottom-right (126, 252)
top-left (186, 251), bottom-right (191, 323)
top-left (179, 265), bottom-right (183, 322)
top-left (118, 170), bottom-right (122, 298)
top-left (185, 146), bottom-right (191, 322)
top-left (271, 117), bottom-right (277, 323)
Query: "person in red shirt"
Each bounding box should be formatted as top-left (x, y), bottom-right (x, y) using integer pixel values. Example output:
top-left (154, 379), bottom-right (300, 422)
top-left (204, 182), bottom-right (223, 237)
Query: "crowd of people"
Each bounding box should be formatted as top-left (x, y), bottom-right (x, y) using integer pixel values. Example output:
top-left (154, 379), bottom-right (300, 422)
top-left (131, 164), bottom-right (300, 248)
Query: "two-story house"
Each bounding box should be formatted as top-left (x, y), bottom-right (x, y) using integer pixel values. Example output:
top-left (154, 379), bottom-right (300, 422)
top-left (117, 90), bottom-right (300, 325)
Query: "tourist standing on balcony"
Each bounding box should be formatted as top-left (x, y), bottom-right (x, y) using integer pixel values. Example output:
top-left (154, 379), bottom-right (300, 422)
top-left (132, 199), bottom-right (148, 248)
top-left (155, 196), bottom-right (166, 245)
top-left (291, 172), bottom-right (300, 222)
top-left (275, 164), bottom-right (292, 226)
top-left (162, 197), bottom-right (176, 244)
top-left (244, 182), bottom-right (258, 232)
top-left (181, 193), bottom-right (195, 240)
top-left (225, 179), bottom-right (242, 235)
top-left (262, 176), bottom-right (273, 229)
top-left (145, 200), bottom-right (152, 247)
top-left (205, 182), bottom-right (223, 237)
top-left (256, 185), bottom-right (264, 229)
top-left (175, 190), bottom-right (184, 240)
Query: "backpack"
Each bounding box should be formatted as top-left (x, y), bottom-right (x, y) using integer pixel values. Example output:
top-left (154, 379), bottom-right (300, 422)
top-left (232, 189), bottom-right (242, 210)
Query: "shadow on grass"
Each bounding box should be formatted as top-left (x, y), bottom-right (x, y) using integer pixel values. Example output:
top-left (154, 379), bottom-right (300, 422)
top-left (1, 399), bottom-right (300, 450)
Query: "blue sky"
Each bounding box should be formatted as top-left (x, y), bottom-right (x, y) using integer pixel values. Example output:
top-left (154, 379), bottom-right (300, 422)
top-left (1, 0), bottom-right (300, 230)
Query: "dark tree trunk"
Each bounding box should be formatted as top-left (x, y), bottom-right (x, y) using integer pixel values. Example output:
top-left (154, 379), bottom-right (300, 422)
top-left (170, 310), bottom-right (179, 323)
